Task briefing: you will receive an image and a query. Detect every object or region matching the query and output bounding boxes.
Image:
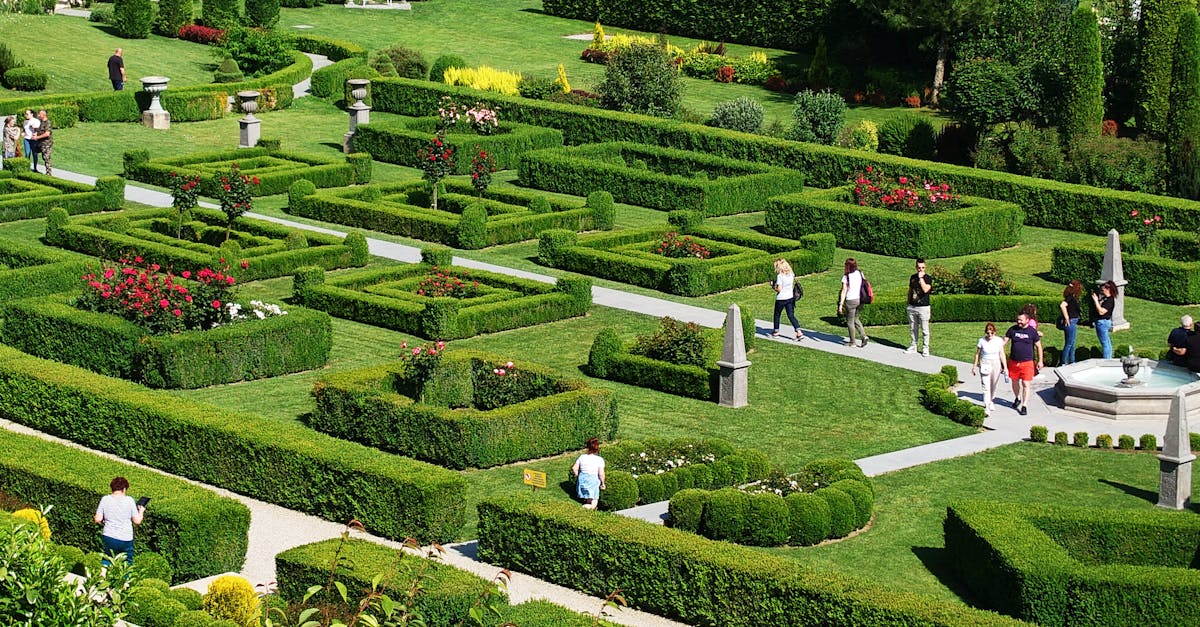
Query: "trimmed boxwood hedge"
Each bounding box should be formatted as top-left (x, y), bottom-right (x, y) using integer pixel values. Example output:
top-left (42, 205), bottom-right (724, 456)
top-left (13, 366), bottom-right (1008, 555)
top-left (519, 142), bottom-right (805, 216)
top-left (354, 119), bottom-right (564, 173)
top-left (309, 349), bottom-right (617, 469)
top-left (292, 258), bottom-right (592, 339)
top-left (287, 178), bottom-right (600, 249)
top-left (945, 500), bottom-right (1200, 626)
top-left (921, 369), bottom-right (987, 428)
top-left (123, 146), bottom-right (369, 197)
top-left (858, 293), bottom-right (1066, 327)
top-left (44, 207), bottom-right (368, 282)
top-left (765, 186), bottom-right (1024, 258)
top-left (539, 212), bottom-right (835, 296)
top-left (477, 494), bottom-right (1028, 627)
top-left (0, 237), bottom-right (89, 302)
top-left (1051, 230), bottom-right (1200, 304)
top-left (292, 34), bottom-right (368, 61)
top-left (309, 57), bottom-right (381, 100)
top-left (0, 344), bottom-right (468, 543)
top-left (1, 295), bottom-right (333, 389)
top-left (0, 168), bottom-right (124, 222)
top-left (0, 428), bottom-right (248, 582)
top-left (595, 439), bottom-right (769, 509)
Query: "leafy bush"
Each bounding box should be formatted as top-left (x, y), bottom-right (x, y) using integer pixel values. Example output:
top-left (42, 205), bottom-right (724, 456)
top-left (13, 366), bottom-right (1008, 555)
top-left (598, 43), bottom-right (682, 118)
top-left (1054, 431), bottom-right (1069, 445)
top-left (1096, 433), bottom-right (1113, 448)
top-left (828, 479), bottom-right (873, 527)
top-left (1141, 433), bottom-right (1158, 450)
top-left (244, 0), bottom-right (279, 28)
top-left (586, 190), bottom-right (615, 230)
top-left (836, 120), bottom-right (879, 152)
top-left (1118, 434), bottom-right (1136, 450)
top-left (636, 474), bottom-right (665, 504)
top-left (786, 492), bottom-right (831, 545)
top-left (1063, 134), bottom-right (1166, 194)
top-left (88, 6), bottom-right (114, 22)
top-left (601, 470), bottom-right (638, 510)
top-left (0, 43), bottom-right (20, 78)
top-left (787, 89), bottom-right (844, 144)
top-left (153, 0), bottom-right (191, 37)
top-left (701, 487), bottom-right (747, 541)
top-left (630, 317), bottom-right (710, 368)
top-left (1072, 431), bottom-right (1089, 447)
top-left (878, 114), bottom-right (936, 160)
top-left (430, 54), bottom-right (468, 83)
top-left (817, 487), bottom-right (856, 538)
top-left (1030, 425), bottom-right (1048, 443)
top-left (379, 45), bottom-right (429, 80)
top-left (201, 0), bottom-right (237, 28)
top-left (709, 97), bottom-right (764, 134)
top-left (667, 489), bottom-right (708, 532)
top-left (941, 58), bottom-right (1032, 128)
top-left (113, 0), bottom-right (155, 38)
top-left (3, 66), bottom-right (47, 91)
top-left (213, 57), bottom-right (245, 83)
top-left (217, 27), bottom-right (294, 77)
top-left (203, 575), bottom-right (259, 627)
top-left (741, 492), bottom-right (790, 546)
top-left (518, 75), bottom-right (558, 100)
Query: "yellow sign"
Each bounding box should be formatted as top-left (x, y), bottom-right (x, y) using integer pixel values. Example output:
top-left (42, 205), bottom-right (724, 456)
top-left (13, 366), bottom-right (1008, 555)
top-left (522, 469), bottom-right (547, 489)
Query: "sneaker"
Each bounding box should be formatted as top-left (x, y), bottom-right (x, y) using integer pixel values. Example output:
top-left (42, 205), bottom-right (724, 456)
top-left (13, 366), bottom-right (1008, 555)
top-left (795, 333), bottom-right (806, 341)
top-left (860, 337), bottom-right (869, 348)
top-left (1018, 405), bottom-right (1028, 416)
top-left (922, 348), bottom-right (930, 357)
top-left (986, 402), bottom-right (994, 414)
top-left (905, 345), bottom-right (917, 353)
top-left (843, 340), bottom-right (854, 347)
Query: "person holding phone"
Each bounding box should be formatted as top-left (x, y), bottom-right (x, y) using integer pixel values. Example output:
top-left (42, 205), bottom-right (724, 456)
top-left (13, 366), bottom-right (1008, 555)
top-left (94, 476), bottom-right (145, 566)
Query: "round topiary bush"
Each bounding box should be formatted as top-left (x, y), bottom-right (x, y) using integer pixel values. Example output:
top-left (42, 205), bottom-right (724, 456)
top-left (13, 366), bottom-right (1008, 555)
top-left (737, 448), bottom-right (772, 481)
top-left (141, 597), bottom-right (188, 627)
top-left (700, 487), bottom-right (748, 541)
top-left (585, 190), bottom-right (615, 230)
top-left (741, 492), bottom-right (790, 546)
top-left (599, 470), bottom-right (638, 510)
top-left (358, 184), bottom-right (383, 203)
top-left (379, 45), bottom-right (429, 79)
top-left (175, 610), bottom-right (218, 627)
top-left (816, 487), bottom-right (856, 538)
top-left (137, 577), bottom-right (171, 594)
top-left (429, 54), bottom-right (467, 82)
top-left (724, 454), bottom-right (749, 485)
top-left (126, 586), bottom-right (166, 624)
top-left (829, 479), bottom-right (874, 528)
top-left (787, 89), bottom-right (845, 145)
top-left (689, 463), bottom-right (713, 490)
top-left (709, 459), bottom-right (732, 488)
top-left (636, 473), bottom-right (665, 504)
top-left (598, 42), bottom-right (683, 118)
top-left (710, 96), bottom-right (764, 134)
top-left (586, 328), bottom-right (622, 378)
top-left (134, 551), bottom-right (173, 583)
top-left (785, 492), bottom-right (831, 546)
top-left (671, 466), bottom-right (694, 490)
top-left (168, 587), bottom-right (203, 611)
top-left (800, 458), bottom-right (865, 489)
top-left (667, 488), bottom-right (709, 532)
top-left (456, 202), bottom-right (488, 249)
top-left (202, 574), bottom-right (260, 627)
top-left (213, 57), bottom-right (245, 84)
top-left (3, 66), bottom-right (47, 91)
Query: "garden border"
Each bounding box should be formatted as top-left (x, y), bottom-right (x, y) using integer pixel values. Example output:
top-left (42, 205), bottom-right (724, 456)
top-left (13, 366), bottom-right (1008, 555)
top-left (353, 119), bottom-right (564, 173)
top-left (123, 146), bottom-right (371, 197)
top-left (1051, 230), bottom-right (1200, 304)
top-left (0, 237), bottom-right (89, 302)
top-left (0, 166), bottom-right (124, 222)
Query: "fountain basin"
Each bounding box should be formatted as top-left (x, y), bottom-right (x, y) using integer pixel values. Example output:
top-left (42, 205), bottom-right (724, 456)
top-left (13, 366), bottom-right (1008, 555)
top-left (1055, 359), bottom-right (1200, 421)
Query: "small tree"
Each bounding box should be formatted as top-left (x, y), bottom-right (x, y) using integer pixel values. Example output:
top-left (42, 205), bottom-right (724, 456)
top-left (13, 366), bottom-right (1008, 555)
top-left (153, 0), bottom-right (192, 37)
top-left (470, 148), bottom-right (496, 198)
top-left (1168, 8), bottom-right (1200, 198)
top-left (786, 90), bottom-right (845, 144)
top-left (244, 0), bottom-right (279, 29)
top-left (216, 164), bottom-right (258, 241)
top-left (202, 0), bottom-right (239, 29)
top-left (598, 42), bottom-right (683, 118)
top-left (418, 136), bottom-right (455, 210)
top-left (807, 35), bottom-right (830, 87)
top-left (1060, 1), bottom-right (1104, 138)
top-left (113, 0), bottom-right (154, 38)
top-left (168, 172), bottom-right (201, 238)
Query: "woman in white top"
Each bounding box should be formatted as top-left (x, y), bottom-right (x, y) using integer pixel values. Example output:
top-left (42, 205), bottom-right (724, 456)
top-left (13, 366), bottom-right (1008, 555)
top-left (970, 322), bottom-right (1008, 415)
top-left (771, 258), bottom-right (805, 341)
top-left (837, 258), bottom-right (868, 347)
top-left (571, 437), bottom-right (606, 510)
top-left (21, 110), bottom-right (37, 172)
top-left (94, 476), bottom-right (145, 566)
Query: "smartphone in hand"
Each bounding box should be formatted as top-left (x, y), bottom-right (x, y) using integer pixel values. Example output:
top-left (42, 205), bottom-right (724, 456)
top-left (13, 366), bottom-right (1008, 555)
top-left (136, 496), bottom-right (151, 508)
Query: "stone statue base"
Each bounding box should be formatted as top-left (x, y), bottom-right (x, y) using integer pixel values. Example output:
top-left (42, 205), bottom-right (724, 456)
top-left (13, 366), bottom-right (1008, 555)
top-left (142, 110), bottom-right (170, 130)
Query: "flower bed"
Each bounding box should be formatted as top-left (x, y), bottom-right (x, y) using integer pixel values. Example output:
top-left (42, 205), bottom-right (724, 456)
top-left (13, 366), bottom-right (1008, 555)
top-left (292, 247), bottom-right (591, 339)
top-left (122, 146), bottom-right (371, 197)
top-left (1051, 229), bottom-right (1200, 304)
top-left (0, 167), bottom-right (123, 222)
top-left (593, 437), bottom-right (771, 510)
top-left (765, 184), bottom-right (1024, 258)
top-left (309, 348), bottom-right (618, 469)
top-left (44, 207), bottom-right (368, 282)
top-left (352, 118), bottom-right (564, 173)
top-left (538, 211), bottom-right (834, 296)
top-left (287, 179), bottom-right (607, 249)
top-left (0, 237), bottom-right (89, 302)
top-left (518, 142), bottom-right (806, 216)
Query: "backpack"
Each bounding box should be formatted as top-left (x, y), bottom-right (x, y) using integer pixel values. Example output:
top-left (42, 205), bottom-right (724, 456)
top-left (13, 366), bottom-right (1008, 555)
top-left (859, 272), bottom-right (874, 304)
top-left (793, 281), bottom-right (803, 301)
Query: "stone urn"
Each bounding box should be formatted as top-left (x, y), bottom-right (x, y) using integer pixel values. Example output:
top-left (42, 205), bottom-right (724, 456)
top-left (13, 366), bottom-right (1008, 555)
top-left (347, 79), bottom-right (370, 109)
top-left (140, 76), bottom-right (170, 113)
top-left (237, 91), bottom-right (261, 120)
top-left (1119, 347), bottom-right (1143, 387)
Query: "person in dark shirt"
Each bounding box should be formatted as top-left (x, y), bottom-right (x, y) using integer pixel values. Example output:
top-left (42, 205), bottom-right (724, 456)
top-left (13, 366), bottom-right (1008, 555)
top-left (1004, 313), bottom-right (1043, 416)
top-left (905, 258), bottom-right (933, 356)
top-left (1058, 280), bottom-right (1083, 365)
top-left (1168, 315), bottom-right (1194, 368)
top-left (1187, 332), bottom-right (1200, 372)
top-left (107, 48), bottom-right (126, 91)
top-left (31, 110), bottom-right (52, 176)
top-left (1091, 281), bottom-right (1117, 359)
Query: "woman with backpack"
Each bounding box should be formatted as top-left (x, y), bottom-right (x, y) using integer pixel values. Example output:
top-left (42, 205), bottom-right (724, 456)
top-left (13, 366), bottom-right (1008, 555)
top-left (838, 258), bottom-right (869, 347)
top-left (771, 258), bottom-right (805, 341)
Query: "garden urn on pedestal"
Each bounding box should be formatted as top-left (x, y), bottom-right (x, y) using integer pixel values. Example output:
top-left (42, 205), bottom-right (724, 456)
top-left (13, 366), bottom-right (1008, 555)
top-left (1158, 388), bottom-right (1195, 509)
top-left (238, 91), bottom-right (261, 149)
top-left (1098, 229), bottom-right (1130, 331)
top-left (717, 303), bottom-right (750, 408)
top-left (140, 76), bottom-right (170, 130)
top-left (343, 79), bottom-right (371, 153)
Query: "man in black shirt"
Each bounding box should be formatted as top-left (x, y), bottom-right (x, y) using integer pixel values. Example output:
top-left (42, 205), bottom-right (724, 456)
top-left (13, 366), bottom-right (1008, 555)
top-left (107, 48), bottom-right (126, 91)
top-left (905, 258), bottom-right (933, 357)
top-left (1186, 332), bottom-right (1200, 372)
top-left (1004, 313), bottom-right (1043, 416)
top-left (1168, 315), bottom-right (1194, 368)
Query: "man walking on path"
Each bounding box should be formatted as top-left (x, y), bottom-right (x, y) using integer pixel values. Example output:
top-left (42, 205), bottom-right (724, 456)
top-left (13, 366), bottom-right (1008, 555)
top-left (108, 48), bottom-right (126, 91)
top-left (1004, 312), bottom-right (1043, 416)
top-left (32, 110), bottom-right (52, 176)
top-left (906, 258), bottom-right (933, 356)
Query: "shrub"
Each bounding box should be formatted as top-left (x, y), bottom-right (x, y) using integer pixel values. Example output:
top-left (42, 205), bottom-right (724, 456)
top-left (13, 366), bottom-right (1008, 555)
top-left (4, 66), bottom-right (47, 91)
top-left (113, 0), bottom-right (155, 38)
top-left (244, 0), bottom-right (279, 28)
top-left (1063, 134), bottom-right (1166, 194)
top-left (178, 24), bottom-right (224, 44)
top-left (430, 54), bottom-right (468, 82)
top-left (1096, 433), bottom-right (1114, 448)
top-left (1118, 434), bottom-right (1136, 450)
top-left (378, 45), bottom-right (429, 80)
top-left (828, 479), bottom-right (873, 527)
top-left (1137, 0), bottom-right (1186, 137)
top-left (202, 575), bottom-right (259, 627)
top-left (659, 472), bottom-right (679, 499)
top-left (218, 27), bottom-right (295, 77)
top-left (213, 57), bottom-right (245, 83)
top-left (817, 487), bottom-right (856, 538)
top-left (1054, 431), bottom-right (1069, 445)
top-left (89, 6), bottom-right (114, 22)
top-left (457, 202), bottom-right (487, 249)
top-left (710, 97), bottom-right (764, 134)
top-left (1030, 425), bottom-right (1048, 443)
top-left (701, 487), bottom-right (748, 541)
top-left (1169, 9), bottom-right (1200, 198)
top-left (786, 492), bottom-right (831, 545)
top-left (630, 317), bottom-right (710, 368)
top-left (518, 75), bottom-right (558, 100)
top-left (1061, 1), bottom-right (1104, 138)
top-left (586, 190), bottom-right (615, 230)
top-left (941, 57), bottom-right (1031, 128)
top-left (154, 0), bottom-right (191, 36)
top-left (741, 492), bottom-right (790, 546)
top-left (1073, 432), bottom-right (1089, 447)
top-left (201, 0), bottom-right (238, 28)
top-left (601, 470), bottom-right (638, 510)
top-left (168, 587), bottom-right (203, 610)
top-left (667, 488), bottom-right (708, 532)
top-left (787, 89), bottom-right (844, 144)
top-left (637, 474), bottom-right (665, 504)
top-left (175, 611), bottom-right (218, 627)
top-left (0, 42), bottom-right (20, 78)
top-left (836, 120), bottom-right (879, 152)
top-left (1141, 433), bottom-right (1158, 450)
top-left (598, 43), bottom-right (682, 118)
top-left (134, 553), bottom-right (173, 583)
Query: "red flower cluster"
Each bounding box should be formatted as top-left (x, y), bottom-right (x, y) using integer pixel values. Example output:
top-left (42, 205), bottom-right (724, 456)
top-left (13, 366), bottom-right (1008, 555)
top-left (217, 164), bottom-right (258, 238)
top-left (470, 149), bottom-right (497, 197)
top-left (416, 266), bottom-right (481, 299)
top-left (178, 25), bottom-right (224, 45)
top-left (76, 257), bottom-right (241, 335)
top-left (400, 340), bottom-right (446, 390)
top-left (654, 232), bottom-right (712, 259)
top-left (715, 66), bottom-right (735, 83)
top-left (851, 168), bottom-right (960, 215)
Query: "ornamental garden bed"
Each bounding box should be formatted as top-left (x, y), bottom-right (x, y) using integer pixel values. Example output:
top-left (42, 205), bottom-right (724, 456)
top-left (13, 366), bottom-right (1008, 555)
top-left (764, 184), bottom-right (1024, 258)
top-left (0, 237), bottom-right (89, 303)
top-left (287, 179), bottom-right (611, 249)
top-left (0, 166), bottom-right (123, 222)
top-left (122, 146), bottom-right (371, 197)
top-left (353, 118), bottom-right (564, 173)
top-left (595, 437), bottom-right (771, 510)
top-left (292, 248), bottom-right (592, 339)
top-left (945, 501), bottom-right (1200, 626)
top-left (44, 207), bottom-right (368, 282)
top-left (309, 348), bottom-right (617, 469)
top-left (1051, 229), bottom-right (1200, 304)
top-left (537, 210), bottom-right (834, 296)
top-left (518, 142), bottom-right (806, 216)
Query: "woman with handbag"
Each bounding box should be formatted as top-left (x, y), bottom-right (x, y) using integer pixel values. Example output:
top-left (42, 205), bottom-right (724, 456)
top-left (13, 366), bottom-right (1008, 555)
top-left (771, 258), bottom-right (805, 341)
top-left (837, 258), bottom-right (869, 347)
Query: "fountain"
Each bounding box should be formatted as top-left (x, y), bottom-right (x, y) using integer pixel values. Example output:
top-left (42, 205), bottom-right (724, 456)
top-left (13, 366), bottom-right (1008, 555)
top-left (1055, 352), bottom-right (1200, 421)
top-left (1117, 346), bottom-right (1143, 387)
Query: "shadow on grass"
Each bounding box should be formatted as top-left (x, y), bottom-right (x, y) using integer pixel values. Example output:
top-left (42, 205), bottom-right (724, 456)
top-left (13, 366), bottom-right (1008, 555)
top-left (911, 546), bottom-right (979, 605)
top-left (1098, 478), bottom-right (1159, 506)
top-left (320, 142), bottom-right (343, 151)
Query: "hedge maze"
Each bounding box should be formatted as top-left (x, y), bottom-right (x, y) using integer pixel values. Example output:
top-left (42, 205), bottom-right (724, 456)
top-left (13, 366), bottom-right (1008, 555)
top-left (353, 118), bottom-right (564, 173)
top-left (0, 238), bottom-right (89, 303)
top-left (123, 146), bottom-right (372, 197)
top-left (0, 167), bottom-right (124, 222)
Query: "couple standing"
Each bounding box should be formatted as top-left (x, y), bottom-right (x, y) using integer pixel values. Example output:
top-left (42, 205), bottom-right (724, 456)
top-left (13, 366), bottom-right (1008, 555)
top-left (21, 109), bottom-right (53, 176)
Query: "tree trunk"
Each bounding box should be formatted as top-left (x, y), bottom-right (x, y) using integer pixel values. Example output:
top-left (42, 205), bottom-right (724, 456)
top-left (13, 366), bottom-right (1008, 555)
top-left (930, 33), bottom-right (949, 107)
top-left (431, 184), bottom-right (439, 211)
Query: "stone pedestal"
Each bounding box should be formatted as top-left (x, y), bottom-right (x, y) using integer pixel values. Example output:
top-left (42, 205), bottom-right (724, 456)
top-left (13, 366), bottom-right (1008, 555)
top-left (1158, 389), bottom-right (1195, 509)
top-left (716, 304), bottom-right (751, 408)
top-left (237, 91), bottom-right (261, 149)
top-left (1099, 229), bottom-right (1130, 331)
top-left (139, 76), bottom-right (170, 130)
top-left (343, 79), bottom-right (371, 153)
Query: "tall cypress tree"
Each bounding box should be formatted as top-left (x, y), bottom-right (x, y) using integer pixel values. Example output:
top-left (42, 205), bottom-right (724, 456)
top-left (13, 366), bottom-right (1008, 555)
top-left (154, 0), bottom-right (192, 37)
top-left (1136, 0), bottom-right (1191, 137)
top-left (1168, 8), bottom-right (1200, 198)
top-left (1061, 1), bottom-right (1104, 138)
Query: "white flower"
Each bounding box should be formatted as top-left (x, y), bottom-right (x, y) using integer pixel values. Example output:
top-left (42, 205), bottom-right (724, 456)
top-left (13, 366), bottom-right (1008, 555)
top-left (255, 309), bottom-right (265, 319)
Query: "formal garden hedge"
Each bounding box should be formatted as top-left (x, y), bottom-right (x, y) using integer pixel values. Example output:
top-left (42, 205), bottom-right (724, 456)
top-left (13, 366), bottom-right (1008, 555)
top-left (944, 500), bottom-right (1200, 626)
top-left (309, 349), bottom-right (618, 469)
top-left (292, 34), bottom-right (368, 61)
top-left (287, 179), bottom-right (608, 249)
top-left (354, 119), bottom-right (564, 173)
top-left (764, 186), bottom-right (1024, 258)
top-left (366, 78), bottom-right (1200, 236)
top-left (123, 146), bottom-right (370, 197)
top-left (0, 237), bottom-right (89, 302)
top-left (44, 207), bottom-right (369, 282)
top-left (0, 428), bottom-right (249, 582)
top-left (919, 365), bottom-right (987, 428)
top-left (477, 495), bottom-right (1027, 627)
top-left (308, 57), bottom-right (380, 101)
top-left (594, 438), bottom-right (771, 510)
top-left (292, 248), bottom-right (592, 339)
top-left (0, 166), bottom-right (124, 222)
top-left (0, 344), bottom-right (469, 543)
top-left (1, 295), bottom-right (332, 389)
top-left (1051, 230), bottom-right (1200, 304)
top-left (857, 294), bottom-right (1065, 326)
top-left (538, 210), bottom-right (834, 296)
top-left (519, 142), bottom-right (805, 216)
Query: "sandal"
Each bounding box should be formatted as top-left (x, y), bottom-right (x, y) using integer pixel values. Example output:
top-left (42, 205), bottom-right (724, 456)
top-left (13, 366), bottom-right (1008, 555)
top-left (771, 332), bottom-right (781, 338)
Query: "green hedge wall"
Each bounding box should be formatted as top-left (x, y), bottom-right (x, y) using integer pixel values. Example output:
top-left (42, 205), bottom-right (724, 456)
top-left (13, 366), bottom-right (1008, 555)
top-left (477, 495), bottom-right (1028, 627)
top-left (765, 186), bottom-right (1024, 258)
top-left (0, 428), bottom-right (249, 582)
top-left (292, 34), bottom-right (368, 61)
top-left (1, 295), bottom-right (332, 389)
top-left (519, 142), bottom-right (805, 216)
top-left (1051, 230), bottom-right (1200, 304)
top-left (123, 147), bottom-right (369, 197)
top-left (293, 263), bottom-right (592, 339)
top-left (0, 169), bottom-right (124, 222)
top-left (287, 179), bottom-right (596, 249)
top-left (309, 57), bottom-right (381, 100)
top-left (367, 78), bottom-right (1200, 236)
top-left (586, 326), bottom-right (718, 400)
top-left (0, 344), bottom-right (468, 543)
top-left (0, 237), bottom-right (89, 303)
top-left (310, 349), bottom-right (618, 469)
top-left (944, 501), bottom-right (1200, 626)
top-left (354, 119), bottom-right (564, 173)
top-left (858, 294), bottom-right (1066, 327)
top-left (920, 371), bottom-right (986, 428)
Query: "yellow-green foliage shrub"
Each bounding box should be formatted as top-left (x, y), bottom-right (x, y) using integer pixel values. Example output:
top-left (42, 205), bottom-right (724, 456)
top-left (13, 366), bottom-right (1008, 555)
top-left (443, 66), bottom-right (521, 96)
top-left (202, 575), bottom-right (260, 627)
top-left (12, 508), bottom-right (50, 539)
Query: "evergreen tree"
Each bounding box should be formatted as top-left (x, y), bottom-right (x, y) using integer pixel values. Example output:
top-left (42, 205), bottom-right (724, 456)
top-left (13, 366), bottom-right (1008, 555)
top-left (245, 0), bottom-right (279, 29)
top-left (807, 36), bottom-right (829, 88)
top-left (1061, 1), bottom-right (1104, 138)
top-left (202, 0), bottom-right (239, 29)
top-left (113, 0), bottom-right (154, 38)
top-left (1168, 8), bottom-right (1200, 198)
top-left (154, 0), bottom-right (192, 37)
top-left (1136, 0), bottom-right (1190, 137)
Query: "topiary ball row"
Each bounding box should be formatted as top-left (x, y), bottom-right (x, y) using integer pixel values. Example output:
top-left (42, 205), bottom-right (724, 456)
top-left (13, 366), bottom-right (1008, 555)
top-left (598, 440), bottom-right (772, 510)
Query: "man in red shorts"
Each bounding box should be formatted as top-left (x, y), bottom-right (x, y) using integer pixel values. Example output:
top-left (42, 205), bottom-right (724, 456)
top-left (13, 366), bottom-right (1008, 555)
top-left (1004, 312), bottom-right (1043, 416)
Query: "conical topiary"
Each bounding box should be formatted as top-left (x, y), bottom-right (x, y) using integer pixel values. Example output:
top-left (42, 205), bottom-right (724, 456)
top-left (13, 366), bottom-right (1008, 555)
top-left (214, 57), bottom-right (244, 84)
